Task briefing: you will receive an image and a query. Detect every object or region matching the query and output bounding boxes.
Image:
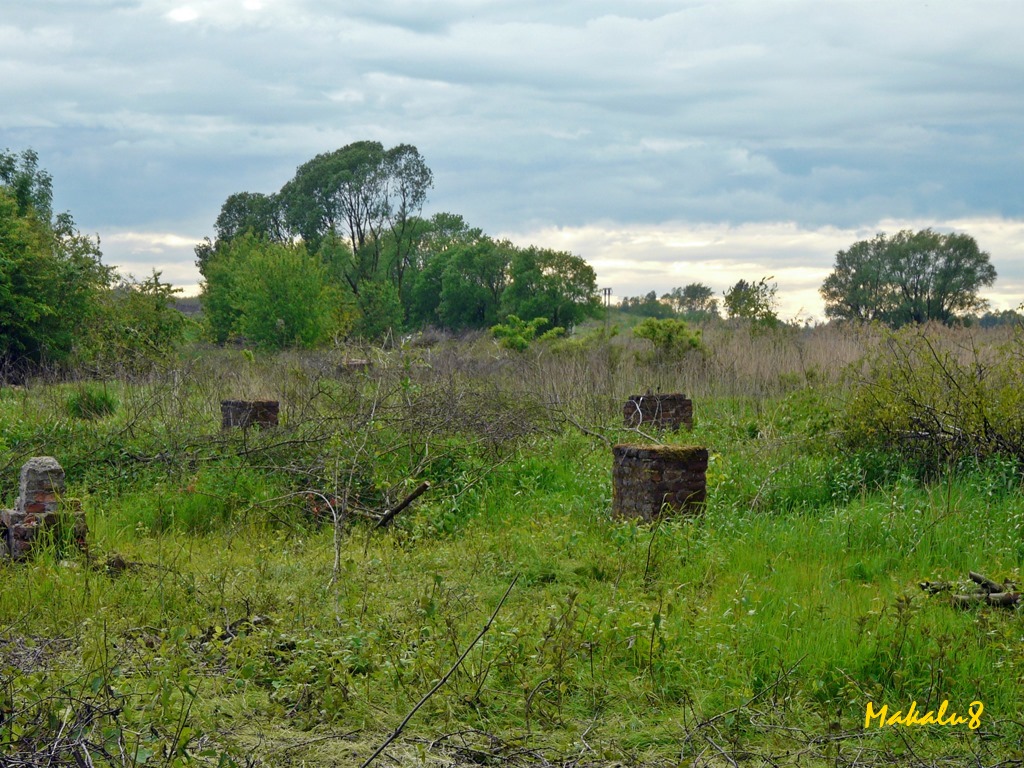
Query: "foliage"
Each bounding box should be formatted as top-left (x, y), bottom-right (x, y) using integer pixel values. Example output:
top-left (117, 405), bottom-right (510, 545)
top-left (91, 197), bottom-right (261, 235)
top-left (618, 291), bottom-right (675, 319)
top-left (277, 141), bottom-right (433, 292)
top-left (821, 229), bottom-right (996, 326)
top-left (80, 271), bottom-right (188, 373)
top-left (632, 316), bottom-right (704, 361)
top-left (491, 314), bottom-right (554, 351)
top-left (201, 234), bottom-right (340, 349)
top-left (842, 324), bottom-right (1024, 474)
top-left (501, 246), bottom-right (601, 331)
top-left (722, 276), bottom-right (779, 327)
top-left (0, 151), bottom-right (115, 373)
top-left (662, 282), bottom-right (720, 321)
top-left (353, 279), bottom-right (403, 343)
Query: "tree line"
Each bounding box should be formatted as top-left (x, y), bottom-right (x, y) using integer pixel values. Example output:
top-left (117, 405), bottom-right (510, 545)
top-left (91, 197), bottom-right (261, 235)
top-left (0, 143), bottom-right (1010, 376)
top-left (196, 141), bottom-right (601, 348)
top-left (619, 230), bottom-right (1002, 329)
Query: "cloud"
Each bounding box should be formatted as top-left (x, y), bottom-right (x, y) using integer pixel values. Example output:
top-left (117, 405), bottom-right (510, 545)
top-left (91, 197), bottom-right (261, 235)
top-left (2, 0), bottom-right (1022, 314)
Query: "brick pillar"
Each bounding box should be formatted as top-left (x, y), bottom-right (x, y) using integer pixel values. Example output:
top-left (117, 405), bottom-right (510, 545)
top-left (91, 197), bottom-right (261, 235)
top-left (221, 400), bottom-right (280, 429)
top-left (624, 394), bottom-right (693, 431)
top-left (2, 457), bottom-right (86, 560)
top-left (612, 444), bottom-right (708, 521)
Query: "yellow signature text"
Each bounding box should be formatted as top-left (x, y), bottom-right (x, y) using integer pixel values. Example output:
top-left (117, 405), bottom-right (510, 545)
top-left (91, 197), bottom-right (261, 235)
top-left (865, 700), bottom-right (983, 729)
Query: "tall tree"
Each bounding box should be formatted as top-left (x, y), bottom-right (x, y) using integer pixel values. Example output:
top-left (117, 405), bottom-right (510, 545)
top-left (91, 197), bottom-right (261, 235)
top-left (821, 229), bottom-right (996, 326)
top-left (663, 283), bottom-right (719, 320)
top-left (501, 246), bottom-right (600, 331)
top-left (276, 141), bottom-right (433, 294)
top-left (723, 277), bottom-right (778, 327)
top-left (1, 151), bottom-right (113, 371)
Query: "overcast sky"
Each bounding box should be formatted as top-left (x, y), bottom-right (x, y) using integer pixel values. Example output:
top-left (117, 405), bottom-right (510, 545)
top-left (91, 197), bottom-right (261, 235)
top-left (4, 0), bottom-right (1023, 319)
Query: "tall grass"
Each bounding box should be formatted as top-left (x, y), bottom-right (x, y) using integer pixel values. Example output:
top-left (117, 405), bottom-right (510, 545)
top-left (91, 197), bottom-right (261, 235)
top-left (2, 324), bottom-right (1023, 766)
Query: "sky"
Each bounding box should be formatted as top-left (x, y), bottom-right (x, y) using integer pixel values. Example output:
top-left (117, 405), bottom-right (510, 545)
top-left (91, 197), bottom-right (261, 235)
top-left (3, 0), bottom-right (1024, 320)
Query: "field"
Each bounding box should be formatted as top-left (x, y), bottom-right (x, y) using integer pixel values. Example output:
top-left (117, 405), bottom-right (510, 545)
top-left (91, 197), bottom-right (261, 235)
top-left (2, 322), bottom-right (1024, 767)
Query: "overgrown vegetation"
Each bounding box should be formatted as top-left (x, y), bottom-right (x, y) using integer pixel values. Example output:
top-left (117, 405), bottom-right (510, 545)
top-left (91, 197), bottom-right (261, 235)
top-left (2, 323), bottom-right (1024, 767)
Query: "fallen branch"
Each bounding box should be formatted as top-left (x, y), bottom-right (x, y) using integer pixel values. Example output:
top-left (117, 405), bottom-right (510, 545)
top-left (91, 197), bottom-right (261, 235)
top-left (969, 570), bottom-right (1004, 594)
top-left (375, 481), bottom-right (431, 529)
top-left (951, 592), bottom-right (1020, 609)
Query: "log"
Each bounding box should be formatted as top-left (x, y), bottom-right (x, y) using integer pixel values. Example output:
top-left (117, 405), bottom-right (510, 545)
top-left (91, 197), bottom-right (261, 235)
top-left (951, 592), bottom-right (1020, 609)
top-left (968, 571), bottom-right (1004, 594)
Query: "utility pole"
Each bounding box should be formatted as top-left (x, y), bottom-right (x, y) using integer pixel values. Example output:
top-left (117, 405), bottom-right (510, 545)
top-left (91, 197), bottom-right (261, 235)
top-left (602, 287), bottom-right (612, 333)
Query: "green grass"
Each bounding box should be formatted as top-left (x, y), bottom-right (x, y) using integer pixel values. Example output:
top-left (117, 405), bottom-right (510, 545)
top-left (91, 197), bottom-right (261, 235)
top-left (2, 342), bottom-right (1024, 766)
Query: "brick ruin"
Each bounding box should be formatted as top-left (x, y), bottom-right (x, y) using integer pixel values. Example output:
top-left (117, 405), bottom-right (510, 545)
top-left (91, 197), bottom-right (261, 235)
top-left (624, 393), bottom-right (693, 431)
top-left (221, 400), bottom-right (280, 429)
top-left (1, 457), bottom-right (88, 561)
top-left (612, 444), bottom-right (708, 521)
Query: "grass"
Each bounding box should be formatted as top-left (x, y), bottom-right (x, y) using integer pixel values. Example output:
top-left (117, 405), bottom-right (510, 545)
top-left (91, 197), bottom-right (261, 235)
top-left (2, 327), bottom-right (1024, 766)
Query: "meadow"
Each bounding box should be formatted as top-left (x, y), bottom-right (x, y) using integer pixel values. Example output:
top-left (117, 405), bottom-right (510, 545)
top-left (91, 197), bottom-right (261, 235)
top-left (2, 321), bottom-right (1024, 767)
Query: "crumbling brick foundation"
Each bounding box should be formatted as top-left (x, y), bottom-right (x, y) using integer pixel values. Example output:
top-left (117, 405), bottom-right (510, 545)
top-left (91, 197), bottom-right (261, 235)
top-left (221, 400), bottom-right (279, 429)
top-left (612, 444), bottom-right (708, 521)
top-left (1, 457), bottom-right (88, 561)
top-left (624, 393), bottom-right (693, 431)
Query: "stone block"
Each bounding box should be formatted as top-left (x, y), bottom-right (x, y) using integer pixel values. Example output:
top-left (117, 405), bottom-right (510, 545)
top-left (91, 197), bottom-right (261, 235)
top-left (624, 394), bottom-right (693, 431)
top-left (612, 444), bottom-right (708, 521)
top-left (221, 400), bottom-right (280, 429)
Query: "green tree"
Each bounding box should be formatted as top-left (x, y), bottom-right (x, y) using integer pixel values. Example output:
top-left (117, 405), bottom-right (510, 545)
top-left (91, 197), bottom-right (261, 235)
top-left (405, 213), bottom-right (487, 327)
top-left (663, 283), bottom-right (719, 320)
top-left (619, 291), bottom-right (675, 319)
top-left (821, 229), bottom-right (996, 326)
top-left (501, 246), bottom-right (600, 331)
top-left (723, 277), bottom-right (778, 327)
top-left (277, 141), bottom-right (432, 294)
top-left (83, 271), bottom-right (188, 372)
top-left (1, 151), bottom-right (113, 371)
top-left (436, 239), bottom-right (511, 330)
top-left (200, 234), bottom-right (338, 349)
top-left (353, 279), bottom-right (403, 343)
top-left (633, 317), bottom-right (704, 362)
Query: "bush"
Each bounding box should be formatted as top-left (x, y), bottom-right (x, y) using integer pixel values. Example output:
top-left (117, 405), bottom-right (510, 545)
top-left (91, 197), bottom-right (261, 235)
top-left (841, 324), bottom-right (1024, 474)
top-left (633, 316), bottom-right (704, 362)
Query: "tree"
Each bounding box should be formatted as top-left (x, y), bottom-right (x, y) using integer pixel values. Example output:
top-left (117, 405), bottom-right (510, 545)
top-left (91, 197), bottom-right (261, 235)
top-left (501, 247), bottom-right (600, 331)
top-left (200, 234), bottom-right (340, 349)
top-left (1, 151), bottom-right (113, 371)
top-left (820, 229), bottom-right (996, 326)
top-left (619, 291), bottom-right (675, 319)
top-left (723, 277), bottom-right (778, 327)
top-left (277, 141), bottom-right (433, 294)
top-left (633, 317), bottom-right (704, 362)
top-left (214, 192), bottom-right (285, 244)
top-left (663, 283), bottom-right (719, 320)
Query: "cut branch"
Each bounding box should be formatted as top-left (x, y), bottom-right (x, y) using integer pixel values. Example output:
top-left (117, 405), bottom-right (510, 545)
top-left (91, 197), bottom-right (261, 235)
top-left (376, 481), bottom-right (431, 529)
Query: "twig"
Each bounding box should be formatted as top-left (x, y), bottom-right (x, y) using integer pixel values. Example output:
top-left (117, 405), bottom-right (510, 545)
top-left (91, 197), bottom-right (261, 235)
top-left (360, 574), bottom-right (519, 768)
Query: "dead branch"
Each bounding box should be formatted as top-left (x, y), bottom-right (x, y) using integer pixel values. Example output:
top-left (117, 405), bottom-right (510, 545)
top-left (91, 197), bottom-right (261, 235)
top-left (375, 481), bottom-right (431, 529)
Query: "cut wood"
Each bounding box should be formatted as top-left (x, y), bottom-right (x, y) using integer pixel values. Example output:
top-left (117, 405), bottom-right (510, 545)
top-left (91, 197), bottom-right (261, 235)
top-left (951, 592), bottom-right (1020, 609)
top-left (968, 571), bottom-right (1004, 594)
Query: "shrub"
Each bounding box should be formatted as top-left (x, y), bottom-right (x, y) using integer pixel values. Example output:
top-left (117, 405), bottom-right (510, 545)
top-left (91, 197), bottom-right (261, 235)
top-left (841, 324), bottom-right (1024, 474)
top-left (633, 316), bottom-right (704, 362)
